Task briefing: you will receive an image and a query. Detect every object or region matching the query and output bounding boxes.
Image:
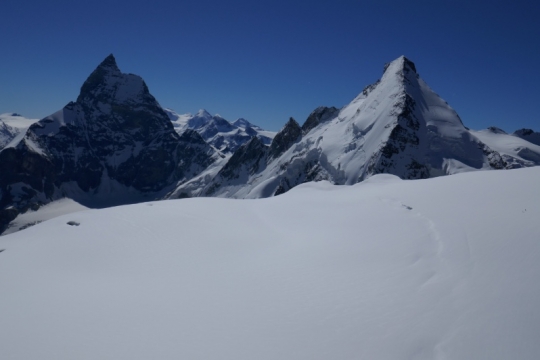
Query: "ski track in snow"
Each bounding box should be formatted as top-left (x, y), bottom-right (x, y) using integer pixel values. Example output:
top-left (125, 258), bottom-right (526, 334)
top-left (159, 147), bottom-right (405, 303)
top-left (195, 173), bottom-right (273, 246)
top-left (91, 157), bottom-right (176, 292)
top-left (380, 197), bottom-right (446, 286)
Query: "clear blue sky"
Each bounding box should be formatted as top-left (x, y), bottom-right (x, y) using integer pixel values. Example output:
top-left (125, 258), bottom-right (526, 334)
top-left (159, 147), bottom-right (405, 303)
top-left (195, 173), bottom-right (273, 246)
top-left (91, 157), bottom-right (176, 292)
top-left (1, 0), bottom-right (539, 132)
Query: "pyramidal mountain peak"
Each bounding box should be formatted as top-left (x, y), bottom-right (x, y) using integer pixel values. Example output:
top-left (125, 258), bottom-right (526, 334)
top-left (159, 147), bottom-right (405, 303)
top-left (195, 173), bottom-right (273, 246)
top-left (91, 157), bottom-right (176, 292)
top-left (232, 118), bottom-right (256, 130)
top-left (99, 53), bottom-right (119, 70)
top-left (77, 54), bottom-right (151, 106)
top-left (196, 109), bottom-right (212, 117)
top-left (383, 55), bottom-right (417, 76)
top-left (183, 55), bottom-right (540, 199)
top-left (0, 55), bottom-right (220, 232)
top-left (2, 55), bottom-right (540, 233)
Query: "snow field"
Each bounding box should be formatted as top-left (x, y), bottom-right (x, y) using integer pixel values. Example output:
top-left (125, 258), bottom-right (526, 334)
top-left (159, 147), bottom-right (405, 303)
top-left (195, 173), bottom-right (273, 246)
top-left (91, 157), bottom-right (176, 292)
top-left (0, 167), bottom-right (539, 359)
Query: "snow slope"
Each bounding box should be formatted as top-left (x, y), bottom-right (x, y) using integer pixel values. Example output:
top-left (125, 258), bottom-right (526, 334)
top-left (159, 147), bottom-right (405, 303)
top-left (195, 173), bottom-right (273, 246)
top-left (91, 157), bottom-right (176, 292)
top-left (1, 167), bottom-right (539, 360)
top-left (473, 127), bottom-right (540, 167)
top-left (0, 113), bottom-right (39, 149)
top-left (2, 198), bottom-right (89, 235)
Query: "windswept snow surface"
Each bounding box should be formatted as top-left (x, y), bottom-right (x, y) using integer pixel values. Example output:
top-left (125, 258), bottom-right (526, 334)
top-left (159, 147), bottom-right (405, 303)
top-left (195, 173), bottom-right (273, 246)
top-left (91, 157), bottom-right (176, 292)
top-left (1, 167), bottom-right (540, 359)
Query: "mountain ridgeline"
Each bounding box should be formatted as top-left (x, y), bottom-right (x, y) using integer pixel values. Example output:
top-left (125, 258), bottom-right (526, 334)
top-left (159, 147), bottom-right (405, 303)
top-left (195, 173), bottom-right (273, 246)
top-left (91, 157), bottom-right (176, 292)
top-left (1, 55), bottom-right (540, 233)
top-left (172, 56), bottom-right (540, 199)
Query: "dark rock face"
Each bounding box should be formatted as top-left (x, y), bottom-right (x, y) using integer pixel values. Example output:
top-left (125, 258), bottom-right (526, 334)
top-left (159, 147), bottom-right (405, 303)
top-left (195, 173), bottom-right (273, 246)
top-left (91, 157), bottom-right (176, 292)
top-left (219, 137), bottom-right (268, 180)
top-left (268, 118), bottom-right (302, 161)
top-left (361, 80), bottom-right (380, 97)
top-left (0, 142), bottom-right (57, 232)
top-left (0, 122), bottom-right (18, 150)
top-left (402, 57), bottom-right (417, 74)
top-left (301, 106), bottom-right (339, 135)
top-left (0, 54), bottom-right (217, 233)
top-left (481, 144), bottom-right (506, 169)
top-left (367, 92), bottom-right (429, 179)
top-left (205, 137), bottom-right (268, 196)
top-left (173, 130), bottom-right (217, 182)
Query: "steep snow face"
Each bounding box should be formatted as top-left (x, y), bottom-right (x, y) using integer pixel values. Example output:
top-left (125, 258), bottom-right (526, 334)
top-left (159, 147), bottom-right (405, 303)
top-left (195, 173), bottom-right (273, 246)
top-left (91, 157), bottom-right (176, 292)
top-left (203, 56), bottom-right (522, 198)
top-left (1, 167), bottom-right (539, 360)
top-left (164, 108), bottom-right (275, 153)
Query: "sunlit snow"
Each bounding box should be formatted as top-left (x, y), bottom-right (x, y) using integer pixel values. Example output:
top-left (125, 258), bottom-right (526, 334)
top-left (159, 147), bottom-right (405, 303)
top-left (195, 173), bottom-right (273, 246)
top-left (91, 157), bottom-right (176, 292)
top-left (1, 167), bottom-right (539, 359)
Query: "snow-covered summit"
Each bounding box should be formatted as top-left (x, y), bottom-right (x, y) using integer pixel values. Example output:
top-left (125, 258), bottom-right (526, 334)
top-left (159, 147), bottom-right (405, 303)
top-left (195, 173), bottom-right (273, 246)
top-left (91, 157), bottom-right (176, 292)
top-left (189, 55), bottom-right (540, 198)
top-left (232, 117), bottom-right (263, 131)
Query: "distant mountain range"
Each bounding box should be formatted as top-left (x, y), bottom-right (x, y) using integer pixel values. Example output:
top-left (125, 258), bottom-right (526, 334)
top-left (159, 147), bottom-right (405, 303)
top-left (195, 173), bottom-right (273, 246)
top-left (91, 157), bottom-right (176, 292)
top-left (163, 108), bottom-right (275, 154)
top-left (1, 54), bottom-right (539, 233)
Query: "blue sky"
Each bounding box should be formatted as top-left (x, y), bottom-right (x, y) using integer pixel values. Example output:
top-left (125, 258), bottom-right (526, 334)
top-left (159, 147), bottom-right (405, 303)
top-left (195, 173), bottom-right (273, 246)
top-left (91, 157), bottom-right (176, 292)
top-left (1, 0), bottom-right (539, 132)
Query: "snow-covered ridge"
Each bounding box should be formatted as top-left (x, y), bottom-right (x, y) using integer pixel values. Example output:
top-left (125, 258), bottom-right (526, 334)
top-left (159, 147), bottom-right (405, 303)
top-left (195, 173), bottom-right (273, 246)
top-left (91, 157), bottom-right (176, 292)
top-left (164, 108), bottom-right (275, 153)
top-left (1, 166), bottom-right (539, 359)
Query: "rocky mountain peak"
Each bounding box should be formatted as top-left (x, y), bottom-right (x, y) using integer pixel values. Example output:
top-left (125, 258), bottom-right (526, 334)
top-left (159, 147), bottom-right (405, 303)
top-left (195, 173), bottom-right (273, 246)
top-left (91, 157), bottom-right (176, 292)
top-left (383, 55), bottom-right (417, 75)
top-left (380, 56), bottom-right (419, 91)
top-left (488, 126), bottom-right (507, 134)
top-left (76, 53), bottom-right (149, 106)
top-left (196, 109), bottom-right (212, 118)
top-left (232, 118), bottom-right (257, 129)
top-left (401, 56), bottom-right (417, 73)
top-left (302, 106), bottom-right (340, 135)
top-left (99, 54), bottom-right (120, 72)
top-left (268, 117), bottom-right (302, 161)
top-left (186, 109), bottom-right (214, 129)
